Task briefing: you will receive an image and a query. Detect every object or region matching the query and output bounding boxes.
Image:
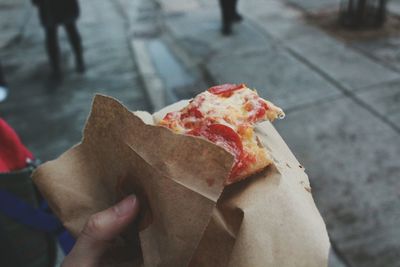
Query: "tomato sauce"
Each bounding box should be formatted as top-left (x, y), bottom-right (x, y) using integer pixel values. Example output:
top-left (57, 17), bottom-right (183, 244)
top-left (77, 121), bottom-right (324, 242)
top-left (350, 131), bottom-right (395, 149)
top-left (188, 123), bottom-right (247, 180)
top-left (208, 83), bottom-right (246, 95)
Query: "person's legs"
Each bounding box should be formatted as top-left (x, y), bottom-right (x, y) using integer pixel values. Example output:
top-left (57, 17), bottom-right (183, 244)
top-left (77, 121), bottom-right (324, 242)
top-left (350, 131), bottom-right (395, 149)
top-left (219, 0), bottom-right (232, 35)
top-left (0, 62), bottom-right (6, 87)
top-left (232, 0), bottom-right (242, 22)
top-left (64, 22), bottom-right (85, 73)
top-left (45, 26), bottom-right (61, 78)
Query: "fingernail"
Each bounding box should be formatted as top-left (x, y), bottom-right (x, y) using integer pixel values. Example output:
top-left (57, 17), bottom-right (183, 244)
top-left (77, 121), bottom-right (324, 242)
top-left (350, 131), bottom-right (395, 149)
top-left (114, 194), bottom-right (136, 217)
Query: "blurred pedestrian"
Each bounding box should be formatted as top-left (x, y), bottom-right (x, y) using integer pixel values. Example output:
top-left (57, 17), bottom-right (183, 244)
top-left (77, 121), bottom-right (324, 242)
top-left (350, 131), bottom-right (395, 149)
top-left (219, 0), bottom-right (242, 35)
top-left (31, 0), bottom-right (85, 80)
top-left (0, 62), bottom-right (9, 102)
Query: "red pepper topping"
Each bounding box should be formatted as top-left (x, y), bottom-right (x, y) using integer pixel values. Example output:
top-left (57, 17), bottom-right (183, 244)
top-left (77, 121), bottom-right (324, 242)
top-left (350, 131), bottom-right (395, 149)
top-left (249, 100), bottom-right (269, 122)
top-left (229, 152), bottom-right (256, 180)
top-left (180, 107), bottom-right (203, 120)
top-left (208, 83), bottom-right (246, 95)
top-left (205, 124), bottom-right (243, 160)
top-left (162, 111), bottom-right (176, 121)
top-left (188, 124), bottom-right (244, 179)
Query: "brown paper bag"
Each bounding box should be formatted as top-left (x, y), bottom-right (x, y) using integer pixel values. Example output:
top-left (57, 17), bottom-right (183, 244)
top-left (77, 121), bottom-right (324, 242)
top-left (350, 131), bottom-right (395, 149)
top-left (33, 95), bottom-right (330, 266)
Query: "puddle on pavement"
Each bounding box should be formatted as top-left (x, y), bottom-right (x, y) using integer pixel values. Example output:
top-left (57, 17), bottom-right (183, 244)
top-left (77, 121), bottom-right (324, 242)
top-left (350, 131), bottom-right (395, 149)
top-left (147, 39), bottom-right (195, 103)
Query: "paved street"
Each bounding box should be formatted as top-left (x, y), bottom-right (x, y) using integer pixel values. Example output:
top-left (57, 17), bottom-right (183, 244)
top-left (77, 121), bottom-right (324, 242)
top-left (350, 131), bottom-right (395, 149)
top-left (0, 0), bottom-right (150, 162)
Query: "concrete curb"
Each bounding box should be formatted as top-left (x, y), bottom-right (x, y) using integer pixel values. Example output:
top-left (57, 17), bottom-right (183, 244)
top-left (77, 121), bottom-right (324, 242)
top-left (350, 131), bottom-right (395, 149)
top-left (161, 27), bottom-right (217, 90)
top-left (130, 39), bottom-right (166, 111)
top-left (155, 1), bottom-right (218, 88)
top-left (129, 0), bottom-right (202, 112)
top-left (125, 0), bottom-right (170, 112)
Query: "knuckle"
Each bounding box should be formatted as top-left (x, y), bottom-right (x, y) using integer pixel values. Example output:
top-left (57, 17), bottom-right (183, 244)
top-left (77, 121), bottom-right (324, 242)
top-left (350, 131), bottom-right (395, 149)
top-left (83, 213), bottom-right (102, 237)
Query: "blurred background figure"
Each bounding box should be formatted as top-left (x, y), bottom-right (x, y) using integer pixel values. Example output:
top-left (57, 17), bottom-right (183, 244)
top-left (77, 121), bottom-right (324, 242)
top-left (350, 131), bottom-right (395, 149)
top-left (218, 0), bottom-right (242, 35)
top-left (31, 0), bottom-right (85, 81)
top-left (0, 62), bottom-right (8, 103)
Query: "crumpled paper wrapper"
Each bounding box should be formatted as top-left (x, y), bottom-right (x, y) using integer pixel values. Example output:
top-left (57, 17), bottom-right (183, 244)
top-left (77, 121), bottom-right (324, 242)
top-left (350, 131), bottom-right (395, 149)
top-left (32, 95), bottom-right (330, 266)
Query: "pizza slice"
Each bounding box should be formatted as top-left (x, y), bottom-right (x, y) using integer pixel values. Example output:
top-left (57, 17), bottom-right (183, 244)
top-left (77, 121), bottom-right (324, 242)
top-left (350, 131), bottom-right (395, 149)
top-left (158, 83), bottom-right (284, 185)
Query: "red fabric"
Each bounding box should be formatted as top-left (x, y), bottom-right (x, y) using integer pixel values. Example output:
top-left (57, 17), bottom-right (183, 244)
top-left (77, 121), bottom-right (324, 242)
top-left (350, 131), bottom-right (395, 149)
top-left (0, 119), bottom-right (33, 172)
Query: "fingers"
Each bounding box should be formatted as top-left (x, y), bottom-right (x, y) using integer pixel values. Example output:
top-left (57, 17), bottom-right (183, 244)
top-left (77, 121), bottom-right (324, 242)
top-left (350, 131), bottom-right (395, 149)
top-left (82, 194), bottom-right (139, 241)
top-left (61, 195), bottom-right (139, 267)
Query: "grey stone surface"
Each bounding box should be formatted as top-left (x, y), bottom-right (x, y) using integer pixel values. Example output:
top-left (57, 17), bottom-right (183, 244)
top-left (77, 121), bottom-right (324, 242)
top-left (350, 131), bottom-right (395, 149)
top-left (131, 39), bottom-right (166, 111)
top-left (0, 0), bottom-right (150, 162)
top-left (286, 0), bottom-right (341, 12)
top-left (241, 0), bottom-right (310, 43)
top-left (130, 0), bottom-right (207, 108)
top-left (274, 97), bottom-right (400, 267)
top-left (0, 0), bottom-right (30, 48)
top-left (165, 9), bottom-right (274, 64)
top-left (285, 29), bottom-right (400, 90)
top-left (158, 0), bottom-right (200, 13)
top-left (329, 249), bottom-right (347, 267)
top-left (356, 79), bottom-right (400, 129)
top-left (288, 0), bottom-right (399, 15)
top-left (351, 37), bottom-right (400, 72)
top-left (147, 39), bottom-right (194, 96)
top-left (207, 47), bottom-right (342, 110)
top-left (241, 0), bottom-right (316, 41)
top-left (242, 0), bottom-right (400, 92)
top-left (165, 7), bottom-right (343, 110)
top-left (388, 0), bottom-right (400, 15)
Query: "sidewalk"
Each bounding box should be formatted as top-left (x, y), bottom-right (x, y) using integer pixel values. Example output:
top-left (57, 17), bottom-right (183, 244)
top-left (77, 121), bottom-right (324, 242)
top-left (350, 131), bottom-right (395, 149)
top-left (0, 0), bottom-right (31, 49)
top-left (155, 0), bottom-right (400, 266)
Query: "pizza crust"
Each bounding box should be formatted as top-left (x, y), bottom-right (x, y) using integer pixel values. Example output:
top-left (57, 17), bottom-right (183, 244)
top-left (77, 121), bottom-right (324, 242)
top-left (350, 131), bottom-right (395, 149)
top-left (228, 136), bottom-right (272, 184)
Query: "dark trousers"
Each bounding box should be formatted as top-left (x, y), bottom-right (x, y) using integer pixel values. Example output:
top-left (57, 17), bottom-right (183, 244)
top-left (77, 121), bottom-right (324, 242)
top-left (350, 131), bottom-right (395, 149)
top-left (45, 22), bottom-right (83, 73)
top-left (0, 62), bottom-right (6, 87)
top-left (219, 0), bottom-right (238, 28)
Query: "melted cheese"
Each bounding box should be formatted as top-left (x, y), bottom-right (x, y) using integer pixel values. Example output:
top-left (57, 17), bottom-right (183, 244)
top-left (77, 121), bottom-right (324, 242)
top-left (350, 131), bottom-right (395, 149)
top-left (160, 86), bottom-right (284, 137)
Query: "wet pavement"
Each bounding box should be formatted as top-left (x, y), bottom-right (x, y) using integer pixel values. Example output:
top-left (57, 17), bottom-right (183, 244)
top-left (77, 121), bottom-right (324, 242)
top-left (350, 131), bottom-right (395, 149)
top-left (0, 0), bottom-right (150, 162)
top-left (0, 0), bottom-right (31, 49)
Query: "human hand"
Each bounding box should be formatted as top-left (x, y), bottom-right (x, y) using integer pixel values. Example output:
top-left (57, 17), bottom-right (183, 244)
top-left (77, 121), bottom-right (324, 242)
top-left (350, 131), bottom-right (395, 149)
top-left (61, 195), bottom-right (139, 267)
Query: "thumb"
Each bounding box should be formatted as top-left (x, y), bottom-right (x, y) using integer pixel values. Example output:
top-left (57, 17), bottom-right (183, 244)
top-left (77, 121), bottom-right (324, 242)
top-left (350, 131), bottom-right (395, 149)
top-left (62, 195), bottom-right (139, 267)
